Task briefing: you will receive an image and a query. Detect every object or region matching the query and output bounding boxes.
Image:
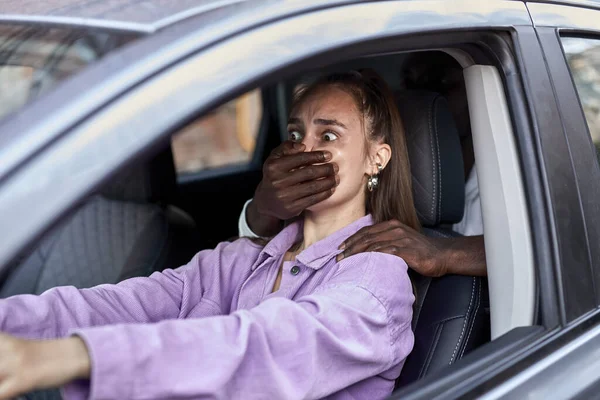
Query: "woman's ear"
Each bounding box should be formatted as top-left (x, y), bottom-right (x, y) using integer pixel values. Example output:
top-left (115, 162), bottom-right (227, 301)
top-left (369, 143), bottom-right (392, 174)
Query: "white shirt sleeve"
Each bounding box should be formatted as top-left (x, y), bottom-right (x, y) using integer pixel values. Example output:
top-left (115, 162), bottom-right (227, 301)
top-left (238, 198), bottom-right (260, 238)
top-left (452, 166), bottom-right (484, 237)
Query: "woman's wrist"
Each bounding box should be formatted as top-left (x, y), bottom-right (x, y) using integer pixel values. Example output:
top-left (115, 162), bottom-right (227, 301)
top-left (35, 337), bottom-right (91, 383)
top-left (64, 336), bottom-right (92, 379)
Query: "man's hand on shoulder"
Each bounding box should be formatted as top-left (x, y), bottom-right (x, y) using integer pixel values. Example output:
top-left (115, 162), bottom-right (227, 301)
top-left (337, 220), bottom-right (487, 277)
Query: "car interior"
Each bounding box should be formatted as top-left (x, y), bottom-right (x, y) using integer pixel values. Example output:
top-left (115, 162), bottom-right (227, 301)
top-left (2, 48), bottom-right (527, 397)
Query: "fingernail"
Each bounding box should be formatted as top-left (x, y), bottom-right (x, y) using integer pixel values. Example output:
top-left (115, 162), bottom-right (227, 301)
top-left (335, 175), bottom-right (340, 185)
top-left (336, 254), bottom-right (343, 262)
top-left (323, 151), bottom-right (332, 161)
top-left (339, 242), bottom-right (346, 250)
top-left (333, 163), bottom-right (339, 173)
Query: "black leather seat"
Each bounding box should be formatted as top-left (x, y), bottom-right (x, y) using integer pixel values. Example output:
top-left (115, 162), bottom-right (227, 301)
top-left (395, 91), bottom-right (490, 387)
top-left (0, 148), bottom-right (198, 297)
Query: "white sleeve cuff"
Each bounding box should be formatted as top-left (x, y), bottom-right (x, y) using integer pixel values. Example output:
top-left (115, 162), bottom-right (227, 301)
top-left (238, 199), bottom-right (260, 238)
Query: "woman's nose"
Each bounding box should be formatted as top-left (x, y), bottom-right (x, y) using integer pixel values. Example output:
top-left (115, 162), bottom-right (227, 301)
top-left (301, 135), bottom-right (319, 152)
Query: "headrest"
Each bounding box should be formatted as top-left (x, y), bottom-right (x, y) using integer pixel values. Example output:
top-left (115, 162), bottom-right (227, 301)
top-left (396, 91), bottom-right (465, 226)
top-left (101, 148), bottom-right (176, 205)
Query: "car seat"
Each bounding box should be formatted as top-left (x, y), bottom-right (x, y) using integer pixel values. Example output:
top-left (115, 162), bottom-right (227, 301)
top-left (395, 90), bottom-right (491, 387)
top-left (0, 147), bottom-right (198, 297)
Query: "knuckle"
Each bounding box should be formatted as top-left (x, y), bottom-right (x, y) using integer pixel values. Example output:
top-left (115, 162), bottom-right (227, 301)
top-left (391, 229), bottom-right (405, 239)
top-left (305, 166), bottom-right (317, 179)
top-left (389, 219), bottom-right (402, 228)
top-left (392, 224), bottom-right (406, 234)
top-left (265, 161), bottom-right (276, 174)
top-left (309, 181), bottom-right (323, 192)
top-left (275, 191), bottom-right (286, 202)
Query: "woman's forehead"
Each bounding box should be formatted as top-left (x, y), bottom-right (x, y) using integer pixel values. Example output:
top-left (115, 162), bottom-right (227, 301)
top-left (291, 86), bottom-right (361, 124)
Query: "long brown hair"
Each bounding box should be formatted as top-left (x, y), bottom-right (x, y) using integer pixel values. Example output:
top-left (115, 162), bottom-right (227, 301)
top-left (290, 70), bottom-right (420, 230)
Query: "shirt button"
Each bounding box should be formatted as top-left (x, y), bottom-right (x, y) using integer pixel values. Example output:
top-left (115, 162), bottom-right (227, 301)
top-left (290, 266), bottom-right (301, 276)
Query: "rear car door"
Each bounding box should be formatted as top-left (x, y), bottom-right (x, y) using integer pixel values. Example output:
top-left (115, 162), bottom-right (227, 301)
top-left (474, 2), bottom-right (600, 398)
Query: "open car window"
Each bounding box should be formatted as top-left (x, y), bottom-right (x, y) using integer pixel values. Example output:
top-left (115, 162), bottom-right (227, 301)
top-left (562, 37), bottom-right (600, 158)
top-left (0, 24), bottom-right (138, 121)
top-left (171, 89), bottom-right (263, 176)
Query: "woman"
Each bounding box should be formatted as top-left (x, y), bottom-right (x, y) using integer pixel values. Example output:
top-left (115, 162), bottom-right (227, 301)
top-left (0, 70), bottom-right (419, 400)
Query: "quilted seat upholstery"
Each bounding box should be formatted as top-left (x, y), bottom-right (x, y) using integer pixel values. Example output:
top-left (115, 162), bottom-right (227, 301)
top-left (0, 149), bottom-right (196, 297)
top-left (1, 197), bottom-right (168, 296)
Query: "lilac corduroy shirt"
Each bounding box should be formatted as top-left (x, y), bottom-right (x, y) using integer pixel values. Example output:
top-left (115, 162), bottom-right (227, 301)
top-left (1, 214), bottom-right (414, 400)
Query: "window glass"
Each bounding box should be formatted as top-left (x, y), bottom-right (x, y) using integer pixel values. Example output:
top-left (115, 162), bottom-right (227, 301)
top-left (562, 37), bottom-right (600, 156)
top-left (0, 25), bottom-right (137, 121)
top-left (171, 89), bottom-right (263, 175)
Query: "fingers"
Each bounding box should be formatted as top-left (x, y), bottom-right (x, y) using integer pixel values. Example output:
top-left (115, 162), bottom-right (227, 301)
top-left (270, 141), bottom-right (304, 158)
top-left (275, 163), bottom-right (338, 186)
top-left (273, 150), bottom-right (333, 173)
top-left (337, 220), bottom-right (415, 262)
top-left (281, 175), bottom-right (339, 201)
top-left (337, 240), bottom-right (412, 263)
top-left (365, 240), bottom-right (403, 254)
top-left (338, 234), bottom-right (380, 260)
top-left (341, 220), bottom-right (403, 251)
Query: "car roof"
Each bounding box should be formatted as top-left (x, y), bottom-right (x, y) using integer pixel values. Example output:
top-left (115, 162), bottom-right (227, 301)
top-left (2, 0), bottom-right (599, 34)
top-left (0, 0), bottom-right (357, 33)
top-left (0, 0), bottom-right (266, 33)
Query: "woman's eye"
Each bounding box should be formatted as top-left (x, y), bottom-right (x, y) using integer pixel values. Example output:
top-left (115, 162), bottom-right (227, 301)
top-left (323, 132), bottom-right (338, 142)
top-left (289, 131), bottom-right (303, 142)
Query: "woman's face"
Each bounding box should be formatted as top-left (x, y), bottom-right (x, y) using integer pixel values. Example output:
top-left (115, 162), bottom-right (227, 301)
top-left (287, 86), bottom-right (374, 213)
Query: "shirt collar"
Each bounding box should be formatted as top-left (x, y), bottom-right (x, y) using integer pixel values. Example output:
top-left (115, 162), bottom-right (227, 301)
top-left (256, 214), bottom-right (374, 271)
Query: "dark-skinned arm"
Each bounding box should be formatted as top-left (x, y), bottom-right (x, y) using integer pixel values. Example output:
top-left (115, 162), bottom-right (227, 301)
top-left (338, 220), bottom-right (487, 277)
top-left (245, 141), bottom-right (339, 237)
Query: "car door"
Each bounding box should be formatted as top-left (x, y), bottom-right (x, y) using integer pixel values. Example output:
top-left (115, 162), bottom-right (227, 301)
top-left (463, 2), bottom-right (600, 398)
top-left (0, 0), bottom-right (583, 398)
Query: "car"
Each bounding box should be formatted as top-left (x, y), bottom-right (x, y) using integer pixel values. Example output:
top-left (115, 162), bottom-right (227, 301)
top-left (0, 0), bottom-right (599, 399)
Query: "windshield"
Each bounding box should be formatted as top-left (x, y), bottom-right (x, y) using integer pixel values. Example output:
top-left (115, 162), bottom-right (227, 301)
top-left (0, 24), bottom-right (138, 121)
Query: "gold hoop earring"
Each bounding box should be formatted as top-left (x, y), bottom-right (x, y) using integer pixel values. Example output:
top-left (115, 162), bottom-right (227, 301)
top-left (367, 164), bottom-right (383, 192)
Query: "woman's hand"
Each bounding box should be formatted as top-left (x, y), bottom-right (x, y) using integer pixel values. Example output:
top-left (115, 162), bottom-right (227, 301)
top-left (247, 141), bottom-right (339, 236)
top-left (0, 333), bottom-right (90, 399)
top-left (337, 220), bottom-right (487, 277)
